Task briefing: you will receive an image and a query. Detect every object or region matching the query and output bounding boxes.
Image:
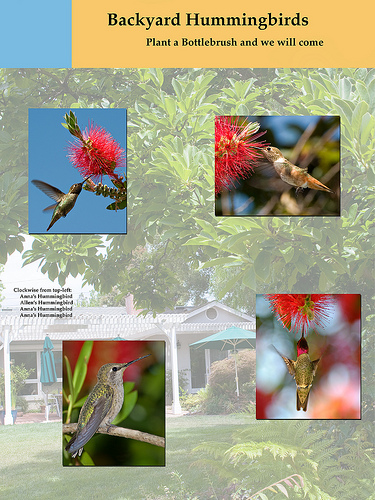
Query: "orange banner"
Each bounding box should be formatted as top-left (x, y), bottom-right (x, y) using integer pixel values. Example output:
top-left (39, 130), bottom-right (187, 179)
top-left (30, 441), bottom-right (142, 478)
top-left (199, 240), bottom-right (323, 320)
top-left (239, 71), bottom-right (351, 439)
top-left (72, 0), bottom-right (373, 68)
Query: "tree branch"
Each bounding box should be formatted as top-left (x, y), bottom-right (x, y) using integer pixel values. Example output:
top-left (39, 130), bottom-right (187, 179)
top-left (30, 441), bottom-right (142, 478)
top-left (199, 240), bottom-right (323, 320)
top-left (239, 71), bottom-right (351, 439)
top-left (63, 423), bottom-right (165, 448)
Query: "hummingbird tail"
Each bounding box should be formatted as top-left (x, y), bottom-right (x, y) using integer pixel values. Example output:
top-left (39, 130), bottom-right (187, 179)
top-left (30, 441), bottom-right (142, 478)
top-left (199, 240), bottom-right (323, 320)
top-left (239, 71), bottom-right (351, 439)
top-left (65, 435), bottom-right (84, 458)
top-left (306, 175), bottom-right (332, 193)
top-left (297, 389), bottom-right (309, 411)
top-left (47, 215), bottom-right (59, 231)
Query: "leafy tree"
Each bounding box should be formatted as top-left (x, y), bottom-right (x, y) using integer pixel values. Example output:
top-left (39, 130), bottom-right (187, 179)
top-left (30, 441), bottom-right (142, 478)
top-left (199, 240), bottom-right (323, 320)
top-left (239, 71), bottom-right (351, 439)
top-left (1, 66), bottom-right (373, 395)
top-left (0, 70), bottom-right (373, 491)
top-left (1, 68), bottom-right (373, 310)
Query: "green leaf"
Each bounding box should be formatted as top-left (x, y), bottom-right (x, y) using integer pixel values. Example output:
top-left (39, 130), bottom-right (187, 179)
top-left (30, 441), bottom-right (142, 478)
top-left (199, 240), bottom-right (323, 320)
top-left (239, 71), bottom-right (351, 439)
top-left (112, 386), bottom-right (138, 425)
top-left (258, 494), bottom-right (268, 500)
top-left (242, 265), bottom-right (256, 289)
top-left (71, 341), bottom-right (94, 397)
top-left (275, 483), bottom-right (289, 497)
top-left (217, 269), bottom-right (246, 298)
top-left (47, 262), bottom-right (58, 281)
top-left (64, 356), bottom-right (74, 401)
top-left (280, 246), bottom-right (294, 263)
top-left (106, 200), bottom-right (127, 210)
top-left (351, 101), bottom-right (368, 133)
top-left (254, 251), bottom-right (271, 281)
top-left (79, 450), bottom-right (95, 465)
top-left (200, 256), bottom-right (241, 268)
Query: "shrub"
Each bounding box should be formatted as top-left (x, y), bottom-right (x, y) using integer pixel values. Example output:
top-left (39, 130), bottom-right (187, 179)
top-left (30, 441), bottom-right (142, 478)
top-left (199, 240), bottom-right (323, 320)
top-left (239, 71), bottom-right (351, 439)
top-left (182, 350), bottom-right (256, 414)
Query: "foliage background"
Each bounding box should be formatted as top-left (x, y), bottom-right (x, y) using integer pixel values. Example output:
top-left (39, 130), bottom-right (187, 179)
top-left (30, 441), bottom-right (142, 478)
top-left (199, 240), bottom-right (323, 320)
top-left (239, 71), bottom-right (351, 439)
top-left (0, 68), bottom-right (374, 498)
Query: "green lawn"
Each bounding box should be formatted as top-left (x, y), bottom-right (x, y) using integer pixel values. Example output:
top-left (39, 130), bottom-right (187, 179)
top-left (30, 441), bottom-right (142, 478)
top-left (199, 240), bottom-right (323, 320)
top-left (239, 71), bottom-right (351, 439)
top-left (0, 414), bottom-right (253, 499)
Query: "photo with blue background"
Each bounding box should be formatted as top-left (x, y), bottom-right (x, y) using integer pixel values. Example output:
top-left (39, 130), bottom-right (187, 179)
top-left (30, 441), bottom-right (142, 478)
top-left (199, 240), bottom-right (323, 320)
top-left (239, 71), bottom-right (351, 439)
top-left (28, 108), bottom-right (126, 234)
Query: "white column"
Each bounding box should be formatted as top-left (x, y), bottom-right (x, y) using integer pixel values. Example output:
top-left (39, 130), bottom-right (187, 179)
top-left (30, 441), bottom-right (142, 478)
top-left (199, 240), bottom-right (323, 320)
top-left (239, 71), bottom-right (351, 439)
top-left (204, 349), bottom-right (210, 385)
top-left (170, 326), bottom-right (182, 414)
top-left (3, 327), bottom-right (13, 425)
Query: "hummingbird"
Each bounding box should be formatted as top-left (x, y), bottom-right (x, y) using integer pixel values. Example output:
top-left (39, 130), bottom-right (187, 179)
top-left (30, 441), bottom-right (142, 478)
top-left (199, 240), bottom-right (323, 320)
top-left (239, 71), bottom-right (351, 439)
top-left (31, 175), bottom-right (93, 231)
top-left (273, 337), bottom-right (321, 411)
top-left (65, 354), bottom-right (151, 458)
top-left (261, 146), bottom-right (333, 193)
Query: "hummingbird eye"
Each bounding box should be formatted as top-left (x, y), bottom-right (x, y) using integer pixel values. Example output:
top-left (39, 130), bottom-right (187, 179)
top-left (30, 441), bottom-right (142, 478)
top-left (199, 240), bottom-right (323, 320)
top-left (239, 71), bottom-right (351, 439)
top-left (266, 147), bottom-right (271, 151)
top-left (112, 367), bottom-right (118, 372)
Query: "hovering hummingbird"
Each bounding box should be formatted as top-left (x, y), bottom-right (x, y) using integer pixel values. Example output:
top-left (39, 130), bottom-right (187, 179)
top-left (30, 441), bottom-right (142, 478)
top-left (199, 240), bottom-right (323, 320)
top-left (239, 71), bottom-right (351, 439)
top-left (262, 146), bottom-right (333, 193)
top-left (65, 354), bottom-right (151, 458)
top-left (31, 175), bottom-right (93, 231)
top-left (273, 337), bottom-right (321, 411)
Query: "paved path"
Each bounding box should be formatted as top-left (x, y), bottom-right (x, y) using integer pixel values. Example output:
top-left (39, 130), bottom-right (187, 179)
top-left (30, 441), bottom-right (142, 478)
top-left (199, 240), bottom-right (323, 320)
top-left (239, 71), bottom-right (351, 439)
top-left (13, 412), bottom-right (62, 424)
top-left (2, 407), bottom-right (186, 425)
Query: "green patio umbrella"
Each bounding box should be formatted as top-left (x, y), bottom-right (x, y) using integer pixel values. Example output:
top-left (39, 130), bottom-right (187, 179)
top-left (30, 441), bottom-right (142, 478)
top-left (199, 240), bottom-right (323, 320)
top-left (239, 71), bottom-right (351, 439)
top-left (190, 326), bottom-right (256, 397)
top-left (40, 335), bottom-right (57, 421)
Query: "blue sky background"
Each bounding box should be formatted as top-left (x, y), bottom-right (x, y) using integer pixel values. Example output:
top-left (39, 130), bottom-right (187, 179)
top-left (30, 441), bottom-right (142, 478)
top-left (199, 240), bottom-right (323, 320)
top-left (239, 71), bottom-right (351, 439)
top-left (28, 108), bottom-right (127, 234)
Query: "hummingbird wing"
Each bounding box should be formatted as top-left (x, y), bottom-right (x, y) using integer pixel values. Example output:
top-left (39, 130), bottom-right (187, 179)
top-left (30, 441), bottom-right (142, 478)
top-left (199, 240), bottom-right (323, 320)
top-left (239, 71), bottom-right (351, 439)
top-left (311, 357), bottom-right (321, 376)
top-left (31, 180), bottom-right (65, 202)
top-left (42, 203), bottom-right (58, 212)
top-left (65, 389), bottom-right (113, 456)
top-left (294, 164), bottom-right (308, 173)
top-left (272, 345), bottom-right (296, 376)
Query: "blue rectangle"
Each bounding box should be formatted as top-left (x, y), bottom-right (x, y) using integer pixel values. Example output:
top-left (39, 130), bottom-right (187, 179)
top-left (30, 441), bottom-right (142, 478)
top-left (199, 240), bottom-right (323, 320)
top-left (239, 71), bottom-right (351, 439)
top-left (0, 0), bottom-right (71, 67)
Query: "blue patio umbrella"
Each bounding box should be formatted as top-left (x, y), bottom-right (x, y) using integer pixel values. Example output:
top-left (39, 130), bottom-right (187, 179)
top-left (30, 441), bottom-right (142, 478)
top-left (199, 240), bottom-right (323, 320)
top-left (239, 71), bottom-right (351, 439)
top-left (190, 326), bottom-right (256, 397)
top-left (40, 336), bottom-right (57, 421)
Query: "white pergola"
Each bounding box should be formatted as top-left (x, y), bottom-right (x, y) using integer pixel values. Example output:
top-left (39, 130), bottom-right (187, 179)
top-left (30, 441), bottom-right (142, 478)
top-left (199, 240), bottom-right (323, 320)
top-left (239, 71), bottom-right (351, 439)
top-left (0, 303), bottom-right (255, 424)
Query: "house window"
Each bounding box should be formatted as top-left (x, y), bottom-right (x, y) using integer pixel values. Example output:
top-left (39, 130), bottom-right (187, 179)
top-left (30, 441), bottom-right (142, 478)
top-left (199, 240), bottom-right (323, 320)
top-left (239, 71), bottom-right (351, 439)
top-left (210, 349), bottom-right (228, 364)
top-left (11, 350), bottom-right (63, 395)
top-left (11, 352), bottom-right (36, 373)
top-left (11, 352), bottom-right (38, 396)
top-left (205, 307), bottom-right (218, 320)
top-left (190, 347), bottom-right (230, 389)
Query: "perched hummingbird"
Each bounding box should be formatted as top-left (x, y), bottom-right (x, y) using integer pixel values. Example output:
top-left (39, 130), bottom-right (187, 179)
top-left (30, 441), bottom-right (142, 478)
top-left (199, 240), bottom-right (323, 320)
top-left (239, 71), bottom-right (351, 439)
top-left (31, 175), bottom-right (93, 231)
top-left (65, 354), bottom-right (151, 458)
top-left (273, 337), bottom-right (321, 411)
top-left (262, 146), bottom-right (333, 193)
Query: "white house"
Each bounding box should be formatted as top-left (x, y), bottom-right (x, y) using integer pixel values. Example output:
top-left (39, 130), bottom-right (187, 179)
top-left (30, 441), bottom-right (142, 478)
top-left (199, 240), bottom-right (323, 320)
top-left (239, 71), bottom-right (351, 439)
top-left (0, 301), bottom-right (255, 423)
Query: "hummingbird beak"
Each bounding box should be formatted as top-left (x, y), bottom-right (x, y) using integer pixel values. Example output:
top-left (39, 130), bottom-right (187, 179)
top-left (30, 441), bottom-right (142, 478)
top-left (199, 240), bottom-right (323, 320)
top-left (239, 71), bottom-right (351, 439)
top-left (82, 174), bottom-right (94, 184)
top-left (120, 354), bottom-right (151, 369)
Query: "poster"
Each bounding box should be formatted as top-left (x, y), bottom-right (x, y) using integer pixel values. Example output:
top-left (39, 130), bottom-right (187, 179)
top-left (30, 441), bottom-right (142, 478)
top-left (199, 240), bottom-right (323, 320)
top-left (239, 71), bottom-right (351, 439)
top-left (0, 0), bottom-right (373, 498)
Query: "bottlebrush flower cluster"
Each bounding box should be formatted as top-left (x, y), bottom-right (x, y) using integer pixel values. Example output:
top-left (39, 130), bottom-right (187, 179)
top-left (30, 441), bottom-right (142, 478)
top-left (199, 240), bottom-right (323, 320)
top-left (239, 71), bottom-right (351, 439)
top-left (215, 116), bottom-right (267, 195)
top-left (64, 111), bottom-right (125, 182)
top-left (266, 294), bottom-right (334, 335)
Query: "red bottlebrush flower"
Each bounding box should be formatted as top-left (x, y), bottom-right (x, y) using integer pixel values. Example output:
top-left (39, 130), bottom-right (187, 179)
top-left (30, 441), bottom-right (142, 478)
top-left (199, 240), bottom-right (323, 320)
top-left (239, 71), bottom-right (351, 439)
top-left (215, 116), bottom-right (267, 195)
top-left (266, 294), bottom-right (334, 335)
top-left (68, 123), bottom-right (125, 181)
